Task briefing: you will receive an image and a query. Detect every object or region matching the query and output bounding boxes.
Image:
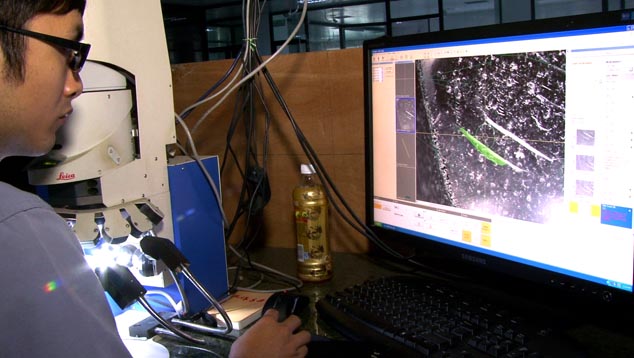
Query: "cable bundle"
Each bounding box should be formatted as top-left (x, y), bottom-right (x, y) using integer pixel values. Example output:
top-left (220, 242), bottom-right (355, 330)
top-left (173, 0), bottom-right (426, 294)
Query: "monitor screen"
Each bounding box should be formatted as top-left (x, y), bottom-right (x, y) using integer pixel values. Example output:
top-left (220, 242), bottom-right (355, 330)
top-left (364, 11), bottom-right (634, 304)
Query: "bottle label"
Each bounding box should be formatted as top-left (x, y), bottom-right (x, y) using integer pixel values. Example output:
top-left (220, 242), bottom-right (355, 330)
top-left (295, 206), bottom-right (328, 262)
top-left (297, 244), bottom-right (307, 262)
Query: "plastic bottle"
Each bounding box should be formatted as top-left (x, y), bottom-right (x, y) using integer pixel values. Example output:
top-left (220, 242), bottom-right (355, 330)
top-left (293, 164), bottom-right (333, 282)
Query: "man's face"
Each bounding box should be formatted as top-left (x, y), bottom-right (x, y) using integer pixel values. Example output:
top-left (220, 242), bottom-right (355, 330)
top-left (0, 10), bottom-right (84, 159)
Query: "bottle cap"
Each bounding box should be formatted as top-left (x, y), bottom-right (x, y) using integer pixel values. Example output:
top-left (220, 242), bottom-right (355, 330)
top-left (300, 164), bottom-right (316, 175)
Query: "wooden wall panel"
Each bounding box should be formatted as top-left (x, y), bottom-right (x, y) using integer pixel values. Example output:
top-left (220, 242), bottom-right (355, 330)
top-left (171, 48), bottom-right (368, 253)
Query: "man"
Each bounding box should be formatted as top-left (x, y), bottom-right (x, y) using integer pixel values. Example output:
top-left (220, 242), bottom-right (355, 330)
top-left (0, 1), bottom-right (310, 357)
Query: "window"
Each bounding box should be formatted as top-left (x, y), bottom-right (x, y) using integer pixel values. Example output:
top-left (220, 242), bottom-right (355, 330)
top-left (162, 0), bottom-right (634, 63)
top-left (535, 0), bottom-right (602, 19)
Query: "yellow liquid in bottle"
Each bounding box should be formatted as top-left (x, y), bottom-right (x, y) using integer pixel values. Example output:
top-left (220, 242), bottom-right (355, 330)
top-left (293, 180), bottom-right (333, 282)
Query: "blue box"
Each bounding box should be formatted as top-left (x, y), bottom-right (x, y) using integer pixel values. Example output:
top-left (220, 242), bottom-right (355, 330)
top-left (167, 155), bottom-right (229, 314)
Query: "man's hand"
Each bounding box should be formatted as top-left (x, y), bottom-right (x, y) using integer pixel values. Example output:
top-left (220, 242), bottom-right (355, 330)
top-left (229, 309), bottom-right (311, 358)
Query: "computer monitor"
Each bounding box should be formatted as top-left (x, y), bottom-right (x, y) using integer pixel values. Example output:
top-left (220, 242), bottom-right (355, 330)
top-left (364, 10), bottom-right (634, 309)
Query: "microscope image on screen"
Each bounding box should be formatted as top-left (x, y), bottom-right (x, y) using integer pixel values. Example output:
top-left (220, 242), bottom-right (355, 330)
top-left (407, 51), bottom-right (566, 224)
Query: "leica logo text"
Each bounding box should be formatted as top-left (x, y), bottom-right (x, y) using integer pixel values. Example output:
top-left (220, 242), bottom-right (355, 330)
top-left (56, 172), bottom-right (76, 181)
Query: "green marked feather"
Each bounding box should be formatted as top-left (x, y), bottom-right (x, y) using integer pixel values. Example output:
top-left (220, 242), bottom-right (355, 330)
top-left (459, 127), bottom-right (507, 166)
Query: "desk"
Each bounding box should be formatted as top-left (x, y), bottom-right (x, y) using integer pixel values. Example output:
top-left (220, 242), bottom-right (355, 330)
top-left (154, 248), bottom-right (634, 357)
top-left (151, 248), bottom-right (391, 357)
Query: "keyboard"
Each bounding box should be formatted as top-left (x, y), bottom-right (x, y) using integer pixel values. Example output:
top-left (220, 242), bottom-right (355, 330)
top-left (316, 275), bottom-right (585, 357)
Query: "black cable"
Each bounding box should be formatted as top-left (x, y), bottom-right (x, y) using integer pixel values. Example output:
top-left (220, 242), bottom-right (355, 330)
top-left (222, 0), bottom-right (273, 251)
top-left (239, 75), bottom-right (272, 251)
top-left (222, 78), bottom-right (263, 246)
top-left (233, 246), bottom-right (302, 291)
top-left (221, 86), bottom-right (254, 240)
top-left (176, 45), bottom-right (245, 157)
top-left (179, 45), bottom-right (244, 121)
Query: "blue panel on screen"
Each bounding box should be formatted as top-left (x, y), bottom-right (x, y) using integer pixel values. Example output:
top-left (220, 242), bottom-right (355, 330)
top-left (601, 204), bottom-right (633, 229)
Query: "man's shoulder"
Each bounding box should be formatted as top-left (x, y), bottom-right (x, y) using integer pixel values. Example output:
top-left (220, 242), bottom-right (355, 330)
top-left (0, 181), bottom-right (51, 221)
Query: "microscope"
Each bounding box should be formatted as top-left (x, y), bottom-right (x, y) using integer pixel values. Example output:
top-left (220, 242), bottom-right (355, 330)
top-left (27, 0), bottom-right (229, 317)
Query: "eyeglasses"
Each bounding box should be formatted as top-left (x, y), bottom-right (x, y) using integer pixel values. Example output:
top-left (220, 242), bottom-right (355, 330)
top-left (0, 24), bottom-right (91, 72)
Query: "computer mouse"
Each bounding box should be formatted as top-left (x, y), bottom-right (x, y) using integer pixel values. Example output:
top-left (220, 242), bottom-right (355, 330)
top-left (261, 291), bottom-right (310, 323)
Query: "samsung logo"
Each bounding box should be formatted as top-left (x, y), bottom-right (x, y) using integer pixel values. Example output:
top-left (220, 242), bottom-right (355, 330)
top-left (461, 253), bottom-right (487, 265)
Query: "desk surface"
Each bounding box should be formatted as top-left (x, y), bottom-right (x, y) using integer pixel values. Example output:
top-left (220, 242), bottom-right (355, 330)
top-left (152, 247), bottom-right (394, 357)
top-left (154, 247), bottom-right (634, 358)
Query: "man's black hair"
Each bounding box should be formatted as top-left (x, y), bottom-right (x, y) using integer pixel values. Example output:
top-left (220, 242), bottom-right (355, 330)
top-left (0, 0), bottom-right (87, 82)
